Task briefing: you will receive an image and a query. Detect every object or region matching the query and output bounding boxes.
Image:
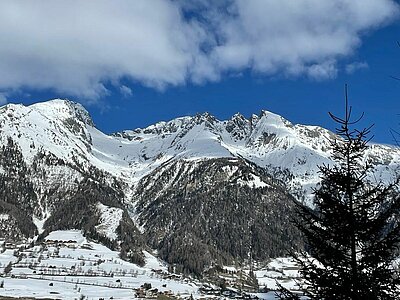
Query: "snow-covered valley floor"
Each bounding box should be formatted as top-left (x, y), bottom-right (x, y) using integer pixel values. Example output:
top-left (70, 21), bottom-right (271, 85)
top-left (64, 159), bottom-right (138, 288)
top-left (0, 230), bottom-right (299, 299)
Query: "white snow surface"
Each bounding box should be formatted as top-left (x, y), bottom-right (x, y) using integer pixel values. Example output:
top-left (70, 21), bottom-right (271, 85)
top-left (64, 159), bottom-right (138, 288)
top-left (238, 173), bottom-right (269, 188)
top-left (254, 257), bottom-right (301, 291)
top-left (45, 230), bottom-right (85, 243)
top-left (95, 203), bottom-right (124, 241)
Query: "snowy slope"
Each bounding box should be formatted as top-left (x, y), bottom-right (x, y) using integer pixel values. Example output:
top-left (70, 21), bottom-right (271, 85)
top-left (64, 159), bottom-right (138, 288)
top-left (95, 203), bottom-right (124, 240)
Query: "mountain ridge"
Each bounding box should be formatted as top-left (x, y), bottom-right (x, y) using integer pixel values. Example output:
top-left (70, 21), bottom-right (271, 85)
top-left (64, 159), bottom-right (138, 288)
top-left (1, 98), bottom-right (399, 200)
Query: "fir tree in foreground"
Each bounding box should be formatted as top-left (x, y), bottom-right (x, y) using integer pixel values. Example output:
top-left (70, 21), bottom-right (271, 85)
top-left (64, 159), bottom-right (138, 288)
top-left (280, 88), bottom-right (400, 299)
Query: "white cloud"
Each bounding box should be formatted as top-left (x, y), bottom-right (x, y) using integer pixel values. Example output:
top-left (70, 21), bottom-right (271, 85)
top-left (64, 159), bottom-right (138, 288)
top-left (0, 0), bottom-right (207, 100)
top-left (307, 61), bottom-right (338, 80)
top-left (208, 0), bottom-right (398, 79)
top-left (0, 93), bottom-right (7, 105)
top-left (0, 0), bottom-right (397, 100)
top-left (120, 85), bottom-right (133, 97)
top-left (345, 61), bottom-right (369, 74)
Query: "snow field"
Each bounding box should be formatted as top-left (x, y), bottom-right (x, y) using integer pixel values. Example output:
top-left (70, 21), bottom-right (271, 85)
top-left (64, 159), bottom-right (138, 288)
top-left (0, 230), bottom-right (198, 299)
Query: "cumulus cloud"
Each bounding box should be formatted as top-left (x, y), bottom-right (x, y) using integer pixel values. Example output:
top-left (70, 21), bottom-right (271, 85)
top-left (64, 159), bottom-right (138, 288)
top-left (208, 0), bottom-right (398, 79)
top-left (0, 0), bottom-right (207, 99)
top-left (0, 0), bottom-right (398, 100)
top-left (345, 61), bottom-right (369, 74)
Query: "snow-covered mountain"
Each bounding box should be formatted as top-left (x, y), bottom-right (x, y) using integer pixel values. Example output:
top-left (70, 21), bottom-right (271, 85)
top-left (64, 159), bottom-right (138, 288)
top-left (2, 99), bottom-right (398, 195)
top-left (0, 99), bottom-right (399, 274)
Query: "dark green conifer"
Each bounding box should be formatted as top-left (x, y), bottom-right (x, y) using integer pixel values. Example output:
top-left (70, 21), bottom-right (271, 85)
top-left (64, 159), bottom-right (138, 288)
top-left (280, 87), bottom-right (400, 299)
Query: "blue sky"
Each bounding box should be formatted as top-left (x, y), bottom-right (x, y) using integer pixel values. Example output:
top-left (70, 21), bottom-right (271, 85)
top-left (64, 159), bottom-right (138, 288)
top-left (1, 1), bottom-right (400, 144)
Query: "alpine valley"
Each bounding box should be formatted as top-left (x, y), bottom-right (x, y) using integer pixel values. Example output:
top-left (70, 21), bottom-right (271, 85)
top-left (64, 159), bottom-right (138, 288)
top-left (0, 99), bottom-right (399, 299)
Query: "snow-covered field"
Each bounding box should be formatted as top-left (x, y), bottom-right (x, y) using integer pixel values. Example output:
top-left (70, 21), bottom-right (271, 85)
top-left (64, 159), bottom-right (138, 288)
top-left (254, 257), bottom-right (300, 291)
top-left (0, 230), bottom-right (304, 299)
top-left (0, 230), bottom-right (199, 299)
top-left (0, 230), bottom-right (301, 299)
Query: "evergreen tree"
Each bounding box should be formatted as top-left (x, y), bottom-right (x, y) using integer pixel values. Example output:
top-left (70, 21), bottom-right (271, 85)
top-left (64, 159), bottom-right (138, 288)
top-left (281, 88), bottom-right (400, 299)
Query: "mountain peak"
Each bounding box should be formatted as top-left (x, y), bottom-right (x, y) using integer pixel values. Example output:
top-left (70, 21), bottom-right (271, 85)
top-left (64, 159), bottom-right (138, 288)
top-left (30, 99), bottom-right (95, 127)
top-left (258, 109), bottom-right (293, 128)
top-left (230, 112), bottom-right (246, 121)
top-left (193, 112), bottom-right (217, 125)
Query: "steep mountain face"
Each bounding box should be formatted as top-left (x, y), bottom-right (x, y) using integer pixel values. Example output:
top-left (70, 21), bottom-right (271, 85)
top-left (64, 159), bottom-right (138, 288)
top-left (133, 158), bottom-right (302, 274)
top-left (0, 137), bottom-right (38, 240)
top-left (0, 99), bottom-right (398, 275)
top-left (0, 100), bottom-right (145, 265)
